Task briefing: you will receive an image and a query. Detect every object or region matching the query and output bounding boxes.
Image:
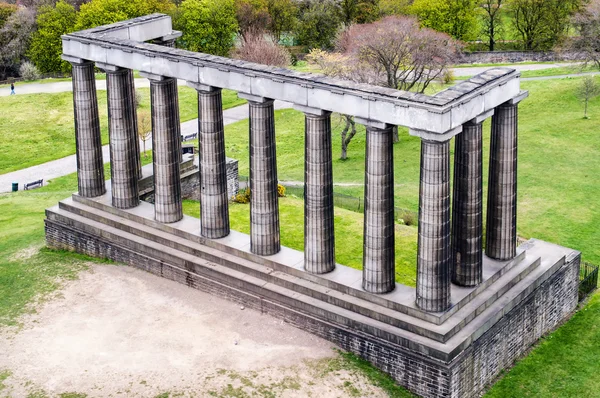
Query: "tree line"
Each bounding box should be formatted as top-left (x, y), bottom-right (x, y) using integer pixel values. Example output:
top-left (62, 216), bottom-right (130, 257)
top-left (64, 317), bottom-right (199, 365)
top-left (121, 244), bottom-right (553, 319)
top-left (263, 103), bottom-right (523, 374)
top-left (1, 0), bottom-right (600, 81)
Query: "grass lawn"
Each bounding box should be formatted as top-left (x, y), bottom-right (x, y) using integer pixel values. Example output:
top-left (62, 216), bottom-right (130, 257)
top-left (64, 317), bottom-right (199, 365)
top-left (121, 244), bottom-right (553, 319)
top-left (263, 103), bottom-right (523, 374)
top-left (0, 87), bottom-right (244, 174)
top-left (182, 198), bottom-right (418, 286)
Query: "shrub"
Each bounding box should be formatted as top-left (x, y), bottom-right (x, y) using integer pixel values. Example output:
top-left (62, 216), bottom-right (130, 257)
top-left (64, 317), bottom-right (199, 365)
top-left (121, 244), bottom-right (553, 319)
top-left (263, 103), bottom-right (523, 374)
top-left (234, 187), bottom-right (251, 203)
top-left (277, 184), bottom-right (286, 197)
top-left (231, 31), bottom-right (291, 67)
top-left (19, 61), bottom-right (41, 81)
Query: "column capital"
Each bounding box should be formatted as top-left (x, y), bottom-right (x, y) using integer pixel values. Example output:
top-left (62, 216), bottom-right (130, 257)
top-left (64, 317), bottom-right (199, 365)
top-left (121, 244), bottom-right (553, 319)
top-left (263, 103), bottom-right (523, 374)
top-left (505, 90), bottom-right (529, 106)
top-left (61, 54), bottom-right (87, 65)
top-left (186, 81), bottom-right (221, 93)
top-left (467, 109), bottom-right (495, 125)
top-left (139, 71), bottom-right (170, 81)
top-left (96, 62), bottom-right (125, 73)
top-left (238, 92), bottom-right (273, 104)
top-left (355, 117), bottom-right (393, 131)
top-left (410, 126), bottom-right (461, 142)
top-left (293, 104), bottom-right (331, 117)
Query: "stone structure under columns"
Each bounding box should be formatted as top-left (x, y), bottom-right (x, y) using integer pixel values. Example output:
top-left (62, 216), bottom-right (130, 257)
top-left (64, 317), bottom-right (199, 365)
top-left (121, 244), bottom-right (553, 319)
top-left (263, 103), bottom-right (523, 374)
top-left (47, 15), bottom-right (582, 398)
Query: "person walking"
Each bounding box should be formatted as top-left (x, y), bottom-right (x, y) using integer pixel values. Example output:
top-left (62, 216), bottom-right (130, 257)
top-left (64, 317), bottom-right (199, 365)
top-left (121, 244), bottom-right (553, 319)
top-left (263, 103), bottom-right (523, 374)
top-left (10, 82), bottom-right (15, 95)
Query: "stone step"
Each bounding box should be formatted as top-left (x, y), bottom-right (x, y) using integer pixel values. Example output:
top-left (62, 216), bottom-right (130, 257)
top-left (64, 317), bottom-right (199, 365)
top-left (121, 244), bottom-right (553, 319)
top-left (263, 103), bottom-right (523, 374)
top-left (56, 197), bottom-right (543, 343)
top-left (71, 192), bottom-right (537, 327)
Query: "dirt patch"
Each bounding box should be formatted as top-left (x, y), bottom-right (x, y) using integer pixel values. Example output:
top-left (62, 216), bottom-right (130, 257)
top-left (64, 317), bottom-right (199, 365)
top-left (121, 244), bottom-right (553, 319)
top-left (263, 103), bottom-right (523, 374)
top-left (9, 245), bottom-right (42, 262)
top-left (0, 264), bottom-right (387, 397)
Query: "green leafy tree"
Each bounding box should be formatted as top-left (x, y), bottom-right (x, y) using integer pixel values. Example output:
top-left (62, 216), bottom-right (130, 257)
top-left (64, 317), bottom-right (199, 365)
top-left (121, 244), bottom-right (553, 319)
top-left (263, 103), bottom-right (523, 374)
top-left (174, 0), bottom-right (238, 56)
top-left (295, 0), bottom-right (341, 49)
top-left (410, 0), bottom-right (478, 41)
top-left (480, 0), bottom-right (503, 51)
top-left (75, 0), bottom-right (175, 30)
top-left (378, 0), bottom-right (412, 16)
top-left (339, 0), bottom-right (379, 26)
top-left (28, 1), bottom-right (77, 74)
top-left (266, 0), bottom-right (297, 41)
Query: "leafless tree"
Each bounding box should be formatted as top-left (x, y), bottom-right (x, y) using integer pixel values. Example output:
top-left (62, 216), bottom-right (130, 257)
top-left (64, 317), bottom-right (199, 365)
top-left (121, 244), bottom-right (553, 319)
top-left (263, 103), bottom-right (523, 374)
top-left (577, 76), bottom-right (600, 118)
top-left (0, 8), bottom-right (35, 80)
top-left (232, 31), bottom-right (291, 67)
top-left (308, 16), bottom-right (461, 156)
top-left (569, 0), bottom-right (600, 69)
top-left (480, 0), bottom-right (503, 51)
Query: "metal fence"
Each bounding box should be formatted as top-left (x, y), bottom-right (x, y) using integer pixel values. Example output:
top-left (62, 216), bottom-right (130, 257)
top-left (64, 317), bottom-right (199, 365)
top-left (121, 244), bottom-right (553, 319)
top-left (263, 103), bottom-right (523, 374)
top-left (579, 262), bottom-right (599, 301)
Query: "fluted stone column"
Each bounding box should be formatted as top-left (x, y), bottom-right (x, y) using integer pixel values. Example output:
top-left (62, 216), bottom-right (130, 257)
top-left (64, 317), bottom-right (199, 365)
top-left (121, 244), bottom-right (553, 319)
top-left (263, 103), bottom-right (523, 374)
top-left (147, 75), bottom-right (183, 223)
top-left (245, 95), bottom-right (280, 256)
top-left (417, 139), bottom-right (451, 312)
top-left (303, 109), bottom-right (335, 274)
top-left (362, 122), bottom-right (395, 294)
top-left (106, 67), bottom-right (139, 209)
top-left (127, 69), bottom-right (142, 178)
top-left (486, 101), bottom-right (519, 260)
top-left (71, 60), bottom-right (105, 197)
top-left (196, 86), bottom-right (230, 238)
top-left (451, 120), bottom-right (484, 286)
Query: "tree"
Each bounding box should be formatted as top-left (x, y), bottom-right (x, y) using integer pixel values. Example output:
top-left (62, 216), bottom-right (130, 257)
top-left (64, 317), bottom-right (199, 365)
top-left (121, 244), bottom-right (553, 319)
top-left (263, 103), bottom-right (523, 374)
top-left (410, 0), bottom-right (479, 41)
top-left (508, 0), bottom-right (580, 50)
top-left (339, 0), bottom-right (379, 26)
top-left (570, 0), bottom-right (600, 69)
top-left (0, 3), bottom-right (18, 30)
top-left (378, 0), bottom-right (412, 16)
top-left (75, 0), bottom-right (175, 30)
top-left (308, 16), bottom-right (461, 157)
top-left (576, 76), bottom-right (600, 118)
top-left (28, 1), bottom-right (77, 74)
top-left (235, 0), bottom-right (270, 39)
top-left (0, 8), bottom-right (36, 80)
top-left (232, 31), bottom-right (291, 66)
top-left (295, 0), bottom-right (341, 49)
top-left (137, 110), bottom-right (152, 157)
top-left (174, 0), bottom-right (238, 56)
top-left (266, 0), bottom-right (297, 41)
top-left (480, 0), bottom-right (503, 51)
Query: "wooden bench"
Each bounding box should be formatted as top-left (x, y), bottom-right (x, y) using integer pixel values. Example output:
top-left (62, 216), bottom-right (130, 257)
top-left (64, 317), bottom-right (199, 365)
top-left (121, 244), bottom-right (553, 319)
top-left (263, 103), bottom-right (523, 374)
top-left (24, 179), bottom-right (43, 190)
top-left (181, 132), bottom-right (197, 142)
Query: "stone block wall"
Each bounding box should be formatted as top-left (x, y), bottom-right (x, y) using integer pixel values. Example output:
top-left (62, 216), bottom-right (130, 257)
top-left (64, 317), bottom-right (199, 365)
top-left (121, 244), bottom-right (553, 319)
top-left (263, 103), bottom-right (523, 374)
top-left (45, 217), bottom-right (580, 398)
top-left (459, 51), bottom-right (584, 64)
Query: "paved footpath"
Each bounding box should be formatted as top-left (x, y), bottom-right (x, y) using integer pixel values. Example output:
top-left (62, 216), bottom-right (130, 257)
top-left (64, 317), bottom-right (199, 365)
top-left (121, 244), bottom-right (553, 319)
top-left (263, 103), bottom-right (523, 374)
top-left (0, 100), bottom-right (291, 193)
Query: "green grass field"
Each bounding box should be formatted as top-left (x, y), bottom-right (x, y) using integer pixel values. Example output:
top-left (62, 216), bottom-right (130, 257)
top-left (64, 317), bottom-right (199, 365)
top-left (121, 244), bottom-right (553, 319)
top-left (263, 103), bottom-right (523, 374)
top-left (0, 87), bottom-right (244, 174)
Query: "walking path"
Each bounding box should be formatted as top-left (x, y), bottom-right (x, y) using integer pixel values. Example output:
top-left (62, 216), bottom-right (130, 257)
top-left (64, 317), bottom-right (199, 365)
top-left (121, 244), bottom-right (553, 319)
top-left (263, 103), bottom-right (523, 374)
top-left (1, 62), bottom-right (597, 193)
top-left (0, 100), bottom-right (291, 193)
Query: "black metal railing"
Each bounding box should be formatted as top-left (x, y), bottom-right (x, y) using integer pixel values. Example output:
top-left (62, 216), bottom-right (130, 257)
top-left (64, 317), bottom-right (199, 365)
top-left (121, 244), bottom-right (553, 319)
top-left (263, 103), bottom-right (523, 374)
top-left (579, 262), bottom-right (599, 301)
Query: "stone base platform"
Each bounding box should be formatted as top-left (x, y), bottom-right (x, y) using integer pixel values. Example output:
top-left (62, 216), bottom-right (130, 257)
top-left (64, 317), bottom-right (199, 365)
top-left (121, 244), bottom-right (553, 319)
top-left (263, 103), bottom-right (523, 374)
top-left (44, 190), bottom-right (581, 398)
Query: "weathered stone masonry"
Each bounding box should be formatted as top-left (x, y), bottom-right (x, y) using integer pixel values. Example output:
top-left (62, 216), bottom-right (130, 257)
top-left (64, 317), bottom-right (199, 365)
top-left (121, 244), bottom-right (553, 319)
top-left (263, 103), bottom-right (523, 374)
top-left (47, 14), bottom-right (581, 398)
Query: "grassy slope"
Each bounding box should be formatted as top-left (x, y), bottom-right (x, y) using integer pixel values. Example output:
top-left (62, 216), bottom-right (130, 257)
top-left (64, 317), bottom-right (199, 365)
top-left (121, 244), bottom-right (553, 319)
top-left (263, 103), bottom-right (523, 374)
top-left (224, 77), bottom-right (600, 265)
top-left (0, 87), bottom-right (244, 174)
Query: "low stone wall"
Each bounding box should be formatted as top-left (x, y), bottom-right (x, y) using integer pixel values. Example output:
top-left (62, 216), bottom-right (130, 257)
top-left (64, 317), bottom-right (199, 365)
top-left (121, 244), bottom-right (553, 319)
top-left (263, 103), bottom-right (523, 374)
top-left (44, 215), bottom-right (580, 398)
top-left (459, 51), bottom-right (584, 64)
top-left (140, 157), bottom-right (239, 203)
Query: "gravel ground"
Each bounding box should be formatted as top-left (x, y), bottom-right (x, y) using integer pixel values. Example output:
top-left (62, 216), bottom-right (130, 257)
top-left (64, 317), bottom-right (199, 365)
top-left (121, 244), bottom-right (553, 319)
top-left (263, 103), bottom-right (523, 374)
top-left (0, 263), bottom-right (388, 398)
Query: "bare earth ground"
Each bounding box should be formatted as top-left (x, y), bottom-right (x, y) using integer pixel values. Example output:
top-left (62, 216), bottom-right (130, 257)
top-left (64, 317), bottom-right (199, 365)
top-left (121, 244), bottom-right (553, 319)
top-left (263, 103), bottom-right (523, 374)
top-left (0, 263), bottom-right (388, 398)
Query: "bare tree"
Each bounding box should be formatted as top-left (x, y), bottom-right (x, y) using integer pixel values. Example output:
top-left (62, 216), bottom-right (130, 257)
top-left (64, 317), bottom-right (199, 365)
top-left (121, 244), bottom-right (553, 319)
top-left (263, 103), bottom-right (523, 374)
top-left (569, 0), bottom-right (600, 69)
top-left (480, 0), bottom-right (503, 51)
top-left (309, 16), bottom-right (461, 157)
top-left (0, 8), bottom-right (35, 80)
top-left (137, 110), bottom-right (152, 157)
top-left (232, 31), bottom-right (291, 66)
top-left (576, 76), bottom-right (600, 118)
